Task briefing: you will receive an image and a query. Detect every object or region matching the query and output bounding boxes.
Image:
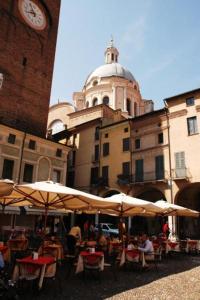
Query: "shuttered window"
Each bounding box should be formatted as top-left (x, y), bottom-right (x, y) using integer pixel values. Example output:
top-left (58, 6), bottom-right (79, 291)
top-left (122, 162), bottom-right (130, 176)
top-left (187, 117), bottom-right (198, 135)
top-left (135, 159), bottom-right (143, 182)
top-left (155, 155), bottom-right (164, 179)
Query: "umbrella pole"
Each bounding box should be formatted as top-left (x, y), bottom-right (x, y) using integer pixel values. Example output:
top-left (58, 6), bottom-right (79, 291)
top-left (44, 206), bottom-right (48, 235)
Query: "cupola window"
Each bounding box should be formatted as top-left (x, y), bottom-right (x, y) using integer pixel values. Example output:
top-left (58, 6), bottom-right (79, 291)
top-left (92, 98), bottom-right (98, 106)
top-left (103, 96), bottom-right (109, 105)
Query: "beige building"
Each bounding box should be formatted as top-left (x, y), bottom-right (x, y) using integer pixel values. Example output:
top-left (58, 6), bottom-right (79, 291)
top-left (0, 124), bottom-right (70, 185)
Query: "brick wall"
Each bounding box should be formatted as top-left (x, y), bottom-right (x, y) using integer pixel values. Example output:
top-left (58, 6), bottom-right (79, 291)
top-left (0, 0), bottom-right (61, 137)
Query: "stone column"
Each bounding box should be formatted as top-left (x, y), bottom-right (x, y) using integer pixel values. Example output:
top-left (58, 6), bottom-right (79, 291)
top-left (123, 87), bottom-right (127, 112)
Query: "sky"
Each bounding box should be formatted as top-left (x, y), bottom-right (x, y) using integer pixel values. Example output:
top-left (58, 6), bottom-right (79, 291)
top-left (50, 0), bottom-right (200, 110)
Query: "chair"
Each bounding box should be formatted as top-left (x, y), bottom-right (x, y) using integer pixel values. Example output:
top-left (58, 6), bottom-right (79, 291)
top-left (83, 254), bottom-right (103, 280)
top-left (145, 246), bottom-right (162, 270)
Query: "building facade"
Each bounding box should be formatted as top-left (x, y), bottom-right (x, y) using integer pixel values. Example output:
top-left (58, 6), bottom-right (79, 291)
top-left (0, 0), bottom-right (61, 137)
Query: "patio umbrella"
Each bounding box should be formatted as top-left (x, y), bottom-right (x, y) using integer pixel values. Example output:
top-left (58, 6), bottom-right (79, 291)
top-left (155, 200), bottom-right (199, 217)
top-left (12, 181), bottom-right (121, 232)
top-left (105, 193), bottom-right (164, 216)
top-left (0, 196), bottom-right (31, 213)
top-left (0, 179), bottom-right (14, 197)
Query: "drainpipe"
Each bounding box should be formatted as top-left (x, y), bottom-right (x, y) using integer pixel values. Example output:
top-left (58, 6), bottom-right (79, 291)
top-left (17, 131), bottom-right (26, 184)
top-left (164, 101), bottom-right (175, 234)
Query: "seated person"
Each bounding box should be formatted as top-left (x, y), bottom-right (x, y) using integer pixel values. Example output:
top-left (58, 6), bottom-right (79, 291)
top-left (138, 233), bottom-right (154, 266)
top-left (66, 223), bottom-right (81, 255)
top-left (97, 233), bottom-right (107, 252)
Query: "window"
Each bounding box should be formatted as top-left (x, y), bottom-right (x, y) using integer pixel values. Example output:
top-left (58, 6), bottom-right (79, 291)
top-left (103, 143), bottom-right (109, 156)
top-left (134, 102), bottom-right (137, 117)
top-left (175, 152), bottom-right (186, 177)
top-left (92, 98), bottom-right (98, 106)
top-left (158, 133), bottom-right (163, 144)
top-left (103, 96), bottom-right (109, 105)
top-left (122, 162), bottom-right (130, 176)
top-left (95, 127), bottom-right (100, 141)
top-left (135, 138), bottom-right (140, 149)
top-left (94, 144), bottom-right (99, 161)
top-left (93, 80), bottom-right (98, 86)
top-left (90, 167), bottom-right (99, 185)
top-left (186, 97), bottom-right (195, 106)
top-left (28, 140), bottom-right (36, 150)
top-left (2, 159), bottom-right (14, 179)
top-left (52, 169), bottom-right (61, 183)
top-left (155, 155), bottom-right (164, 180)
top-left (67, 170), bottom-right (75, 187)
top-left (135, 159), bottom-right (143, 182)
top-left (124, 127), bottom-right (128, 133)
top-left (123, 138), bottom-right (130, 151)
top-left (111, 53), bottom-right (114, 61)
top-left (23, 164), bottom-right (33, 183)
top-left (8, 134), bottom-right (16, 144)
top-left (187, 116), bottom-right (198, 135)
top-left (105, 133), bottom-right (108, 138)
top-left (102, 166), bottom-right (109, 185)
top-left (56, 148), bottom-right (62, 157)
top-left (127, 99), bottom-right (131, 115)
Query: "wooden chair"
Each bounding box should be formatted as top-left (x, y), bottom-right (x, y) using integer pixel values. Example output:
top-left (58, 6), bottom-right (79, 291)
top-left (83, 254), bottom-right (103, 280)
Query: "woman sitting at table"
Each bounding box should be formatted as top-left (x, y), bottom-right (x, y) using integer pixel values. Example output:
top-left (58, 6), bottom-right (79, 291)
top-left (66, 223), bottom-right (81, 255)
top-left (97, 231), bottom-right (107, 252)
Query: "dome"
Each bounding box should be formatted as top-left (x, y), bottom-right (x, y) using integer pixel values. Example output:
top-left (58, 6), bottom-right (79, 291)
top-left (85, 63), bottom-right (135, 85)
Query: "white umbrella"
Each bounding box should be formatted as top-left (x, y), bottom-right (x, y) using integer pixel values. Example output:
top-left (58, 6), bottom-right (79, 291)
top-left (0, 179), bottom-right (14, 197)
top-left (105, 193), bottom-right (164, 216)
top-left (13, 181), bottom-right (121, 232)
top-left (155, 200), bottom-right (199, 217)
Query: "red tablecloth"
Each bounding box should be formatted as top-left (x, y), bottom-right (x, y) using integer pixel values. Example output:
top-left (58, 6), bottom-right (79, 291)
top-left (168, 242), bottom-right (178, 249)
top-left (17, 256), bottom-right (55, 265)
top-left (80, 251), bottom-right (103, 257)
top-left (125, 249), bottom-right (139, 259)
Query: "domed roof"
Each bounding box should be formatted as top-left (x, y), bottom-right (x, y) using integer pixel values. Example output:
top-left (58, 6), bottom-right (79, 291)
top-left (85, 63), bottom-right (135, 85)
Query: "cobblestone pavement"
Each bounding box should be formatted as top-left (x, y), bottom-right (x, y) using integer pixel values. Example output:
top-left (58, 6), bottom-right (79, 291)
top-left (15, 253), bottom-right (200, 300)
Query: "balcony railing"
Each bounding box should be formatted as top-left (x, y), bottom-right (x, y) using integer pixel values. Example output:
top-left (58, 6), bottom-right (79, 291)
top-left (117, 174), bottom-right (132, 185)
top-left (172, 168), bottom-right (191, 180)
top-left (91, 177), bottom-right (109, 187)
top-left (132, 171), bottom-right (169, 184)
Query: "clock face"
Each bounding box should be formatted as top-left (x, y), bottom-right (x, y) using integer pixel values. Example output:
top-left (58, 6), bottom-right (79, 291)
top-left (18, 0), bottom-right (46, 31)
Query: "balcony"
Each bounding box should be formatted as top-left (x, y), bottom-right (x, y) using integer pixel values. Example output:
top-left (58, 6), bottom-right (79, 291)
top-left (91, 177), bottom-right (109, 188)
top-left (172, 168), bottom-right (191, 180)
top-left (117, 174), bottom-right (132, 186)
top-left (132, 171), bottom-right (169, 184)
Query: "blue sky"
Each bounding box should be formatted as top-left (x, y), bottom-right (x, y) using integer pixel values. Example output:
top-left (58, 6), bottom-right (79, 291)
top-left (50, 0), bottom-right (200, 109)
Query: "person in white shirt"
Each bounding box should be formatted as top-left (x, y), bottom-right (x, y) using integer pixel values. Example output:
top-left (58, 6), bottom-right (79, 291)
top-left (138, 234), bottom-right (154, 267)
top-left (138, 234), bottom-right (154, 253)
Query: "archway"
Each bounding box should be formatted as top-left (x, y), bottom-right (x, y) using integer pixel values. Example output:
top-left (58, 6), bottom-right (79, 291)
top-left (175, 182), bottom-right (200, 239)
top-left (102, 96), bottom-right (109, 106)
top-left (130, 187), bottom-right (166, 236)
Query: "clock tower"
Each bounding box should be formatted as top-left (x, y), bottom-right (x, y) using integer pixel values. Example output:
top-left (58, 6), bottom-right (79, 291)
top-left (0, 0), bottom-right (61, 137)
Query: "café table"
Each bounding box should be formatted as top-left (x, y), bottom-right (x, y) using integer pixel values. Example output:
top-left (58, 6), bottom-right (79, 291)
top-left (76, 250), bottom-right (104, 274)
top-left (165, 240), bottom-right (180, 254)
top-left (120, 248), bottom-right (145, 267)
top-left (12, 255), bottom-right (55, 290)
top-left (185, 240), bottom-right (199, 253)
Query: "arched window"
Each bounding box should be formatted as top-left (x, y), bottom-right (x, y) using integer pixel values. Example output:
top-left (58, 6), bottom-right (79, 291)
top-left (103, 96), bottom-right (109, 105)
top-left (93, 80), bottom-right (98, 86)
top-left (127, 98), bottom-right (131, 115)
top-left (92, 98), bottom-right (98, 106)
top-left (85, 101), bottom-right (89, 108)
top-left (50, 120), bottom-right (65, 134)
